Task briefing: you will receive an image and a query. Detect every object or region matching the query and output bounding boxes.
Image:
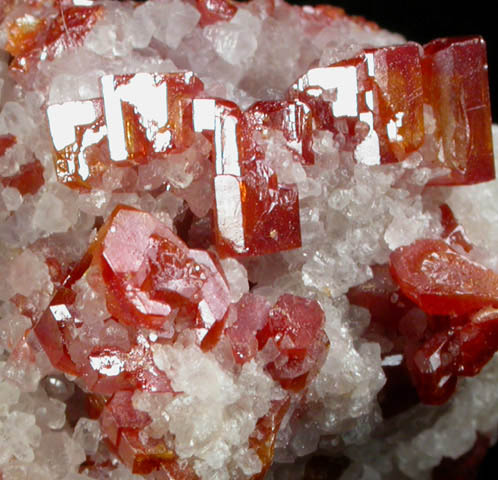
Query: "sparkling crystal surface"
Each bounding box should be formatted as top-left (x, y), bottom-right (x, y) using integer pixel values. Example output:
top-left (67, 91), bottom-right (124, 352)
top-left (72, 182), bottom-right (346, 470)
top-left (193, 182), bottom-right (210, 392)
top-left (390, 238), bottom-right (498, 317)
top-left (27, 204), bottom-right (326, 475)
top-left (350, 210), bottom-right (498, 405)
top-left (1, 1), bottom-right (498, 478)
top-left (6, 5), bottom-right (103, 73)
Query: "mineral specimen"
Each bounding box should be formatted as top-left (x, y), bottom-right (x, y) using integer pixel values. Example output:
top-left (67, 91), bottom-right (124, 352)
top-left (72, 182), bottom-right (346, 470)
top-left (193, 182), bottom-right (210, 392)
top-left (1, 0), bottom-right (498, 479)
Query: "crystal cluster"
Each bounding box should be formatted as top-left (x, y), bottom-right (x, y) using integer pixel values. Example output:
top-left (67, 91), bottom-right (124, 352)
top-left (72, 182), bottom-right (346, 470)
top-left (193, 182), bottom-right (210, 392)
top-left (1, 1), bottom-right (498, 479)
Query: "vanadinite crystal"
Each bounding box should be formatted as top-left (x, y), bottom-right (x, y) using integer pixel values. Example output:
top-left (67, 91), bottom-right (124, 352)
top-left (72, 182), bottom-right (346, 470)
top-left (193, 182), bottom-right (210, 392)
top-left (1, 1), bottom-right (498, 479)
top-left (25, 204), bottom-right (328, 476)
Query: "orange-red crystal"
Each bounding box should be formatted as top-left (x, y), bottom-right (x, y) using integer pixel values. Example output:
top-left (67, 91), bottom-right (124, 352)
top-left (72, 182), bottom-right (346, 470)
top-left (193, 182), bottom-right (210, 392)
top-left (7, 6), bottom-right (103, 73)
top-left (27, 204), bottom-right (327, 474)
top-left (350, 211), bottom-right (498, 406)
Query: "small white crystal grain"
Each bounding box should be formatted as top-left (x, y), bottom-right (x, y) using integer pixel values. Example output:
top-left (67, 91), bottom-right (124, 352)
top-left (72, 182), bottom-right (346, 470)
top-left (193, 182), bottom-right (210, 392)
top-left (1, 187), bottom-right (23, 211)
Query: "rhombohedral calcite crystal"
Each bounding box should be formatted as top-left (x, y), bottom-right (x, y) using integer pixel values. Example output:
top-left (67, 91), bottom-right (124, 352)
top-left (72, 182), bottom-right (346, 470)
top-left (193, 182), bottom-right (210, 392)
top-left (1, 1), bottom-right (498, 479)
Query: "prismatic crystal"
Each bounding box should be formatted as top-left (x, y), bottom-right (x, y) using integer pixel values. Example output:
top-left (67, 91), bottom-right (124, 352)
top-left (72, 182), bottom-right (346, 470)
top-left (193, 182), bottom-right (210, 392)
top-left (37, 31), bottom-right (496, 475)
top-left (2, 0), bottom-right (497, 478)
top-left (24, 205), bottom-right (328, 476)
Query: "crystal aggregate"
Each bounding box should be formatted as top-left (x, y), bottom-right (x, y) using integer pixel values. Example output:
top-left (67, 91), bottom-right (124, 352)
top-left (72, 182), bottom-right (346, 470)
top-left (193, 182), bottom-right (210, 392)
top-left (1, 0), bottom-right (498, 479)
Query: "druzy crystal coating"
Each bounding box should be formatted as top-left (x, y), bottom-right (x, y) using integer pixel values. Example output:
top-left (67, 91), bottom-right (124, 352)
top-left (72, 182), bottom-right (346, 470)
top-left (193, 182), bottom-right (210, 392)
top-left (1, 0), bottom-right (498, 478)
top-left (349, 212), bottom-right (498, 405)
top-left (46, 36), bottom-right (493, 257)
top-left (40, 31), bottom-right (497, 470)
top-left (27, 205), bottom-right (328, 475)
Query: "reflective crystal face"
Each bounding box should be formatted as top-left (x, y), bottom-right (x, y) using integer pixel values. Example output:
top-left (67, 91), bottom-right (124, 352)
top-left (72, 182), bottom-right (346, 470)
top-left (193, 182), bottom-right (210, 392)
top-left (349, 206), bottom-right (498, 406)
top-left (290, 37), bottom-right (494, 182)
top-left (27, 205), bottom-right (328, 475)
top-left (6, 5), bottom-right (104, 73)
top-left (46, 37), bottom-right (494, 259)
top-left (40, 30), bottom-right (497, 421)
top-left (423, 36), bottom-right (494, 185)
top-left (4, 1), bottom-right (496, 476)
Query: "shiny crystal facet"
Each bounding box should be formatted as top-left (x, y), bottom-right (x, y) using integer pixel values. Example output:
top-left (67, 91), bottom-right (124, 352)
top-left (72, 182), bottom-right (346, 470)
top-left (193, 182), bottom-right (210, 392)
top-left (349, 208), bottom-right (498, 406)
top-left (193, 98), bottom-right (301, 257)
top-left (7, 6), bottom-right (103, 73)
top-left (47, 99), bottom-right (108, 189)
top-left (423, 36), bottom-right (494, 185)
top-left (289, 36), bottom-right (494, 181)
top-left (245, 100), bottom-right (314, 164)
top-left (27, 204), bottom-right (327, 473)
top-left (390, 238), bottom-right (498, 317)
top-left (101, 72), bottom-right (203, 163)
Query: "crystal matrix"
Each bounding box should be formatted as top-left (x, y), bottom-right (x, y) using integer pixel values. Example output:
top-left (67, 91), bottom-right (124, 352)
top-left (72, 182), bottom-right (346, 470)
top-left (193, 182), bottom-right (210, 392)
top-left (1, 1), bottom-right (498, 480)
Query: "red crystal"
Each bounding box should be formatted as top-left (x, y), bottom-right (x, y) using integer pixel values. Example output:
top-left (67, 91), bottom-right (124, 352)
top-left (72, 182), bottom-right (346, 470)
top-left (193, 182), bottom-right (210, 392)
top-left (25, 202), bottom-right (328, 473)
top-left (31, 206), bottom-right (231, 395)
top-left (193, 99), bottom-right (302, 257)
top-left (289, 36), bottom-right (494, 183)
top-left (1, 159), bottom-right (45, 196)
top-left (99, 391), bottom-right (187, 476)
top-left (245, 100), bottom-right (315, 165)
top-left (367, 43), bottom-right (425, 163)
top-left (404, 329), bottom-right (459, 405)
top-left (101, 72), bottom-right (204, 163)
top-left (347, 263), bottom-right (416, 335)
top-left (98, 206), bottom-right (230, 335)
top-left (47, 98), bottom-right (108, 189)
top-left (48, 72), bottom-right (302, 257)
top-left (0, 135), bottom-right (44, 196)
top-left (225, 293), bottom-right (271, 364)
top-left (195, 0), bottom-right (237, 26)
top-left (225, 293), bottom-right (329, 392)
top-left (99, 391), bottom-right (150, 446)
top-left (0, 134), bottom-right (17, 157)
top-left (256, 294), bottom-right (329, 391)
top-left (456, 307), bottom-right (498, 376)
top-left (289, 43), bottom-right (425, 165)
top-left (7, 6), bottom-right (104, 73)
top-left (349, 206), bottom-right (498, 407)
top-left (423, 36), bottom-right (494, 185)
top-left (404, 307), bottom-right (498, 405)
top-left (439, 203), bottom-right (473, 252)
top-left (390, 238), bottom-right (498, 317)
top-left (249, 397), bottom-right (290, 479)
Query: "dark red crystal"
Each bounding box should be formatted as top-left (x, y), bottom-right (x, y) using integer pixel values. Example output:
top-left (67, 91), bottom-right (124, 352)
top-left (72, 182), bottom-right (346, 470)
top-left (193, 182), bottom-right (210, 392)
top-left (25, 203), bottom-right (327, 474)
top-left (257, 294), bottom-right (329, 391)
top-left (0, 134), bottom-right (17, 157)
top-left (390, 238), bottom-right (498, 317)
top-left (7, 6), bottom-right (104, 73)
top-left (423, 36), bottom-right (494, 185)
top-left (195, 0), bottom-right (237, 26)
top-left (349, 205), bottom-right (498, 407)
top-left (97, 206), bottom-right (230, 335)
top-left (1, 159), bottom-right (45, 196)
top-left (193, 99), bottom-right (302, 257)
top-left (245, 100), bottom-right (315, 165)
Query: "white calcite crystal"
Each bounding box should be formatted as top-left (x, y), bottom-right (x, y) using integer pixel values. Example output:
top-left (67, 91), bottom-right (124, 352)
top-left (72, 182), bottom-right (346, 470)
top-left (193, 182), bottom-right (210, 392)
top-left (147, 342), bottom-right (282, 479)
top-left (0, 1), bottom-right (497, 479)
